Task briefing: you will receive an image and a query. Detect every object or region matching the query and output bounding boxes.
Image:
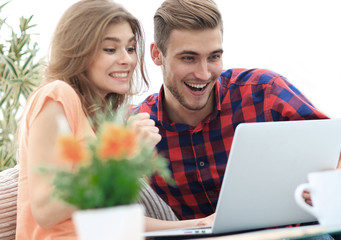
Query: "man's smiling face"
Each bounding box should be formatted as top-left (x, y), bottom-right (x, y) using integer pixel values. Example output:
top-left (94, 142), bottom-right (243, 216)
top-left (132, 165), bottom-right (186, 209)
top-left (160, 27), bottom-right (223, 112)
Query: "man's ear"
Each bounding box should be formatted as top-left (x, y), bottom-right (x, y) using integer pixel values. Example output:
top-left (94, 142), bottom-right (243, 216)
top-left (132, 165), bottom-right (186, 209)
top-left (150, 42), bottom-right (163, 66)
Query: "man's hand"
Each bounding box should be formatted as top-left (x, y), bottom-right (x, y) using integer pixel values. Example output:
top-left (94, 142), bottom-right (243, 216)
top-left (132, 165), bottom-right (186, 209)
top-left (195, 213), bottom-right (215, 227)
top-left (127, 112), bottom-right (161, 147)
top-left (302, 190), bottom-right (312, 206)
top-left (302, 154), bottom-right (341, 206)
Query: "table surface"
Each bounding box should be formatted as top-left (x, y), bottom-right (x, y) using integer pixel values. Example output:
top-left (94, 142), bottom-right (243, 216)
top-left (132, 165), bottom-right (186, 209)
top-left (192, 224), bottom-right (341, 240)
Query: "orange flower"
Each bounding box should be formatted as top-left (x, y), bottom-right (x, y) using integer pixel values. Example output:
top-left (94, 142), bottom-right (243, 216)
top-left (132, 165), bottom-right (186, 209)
top-left (57, 134), bottom-right (89, 164)
top-left (98, 123), bottom-right (138, 160)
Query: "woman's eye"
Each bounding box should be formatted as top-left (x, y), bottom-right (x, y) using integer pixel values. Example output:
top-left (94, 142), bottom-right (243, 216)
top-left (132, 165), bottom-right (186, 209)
top-left (126, 47), bottom-right (136, 54)
top-left (103, 48), bottom-right (116, 53)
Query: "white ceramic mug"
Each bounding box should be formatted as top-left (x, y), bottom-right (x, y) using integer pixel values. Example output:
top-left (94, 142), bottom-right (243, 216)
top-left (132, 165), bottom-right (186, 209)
top-left (295, 169), bottom-right (341, 226)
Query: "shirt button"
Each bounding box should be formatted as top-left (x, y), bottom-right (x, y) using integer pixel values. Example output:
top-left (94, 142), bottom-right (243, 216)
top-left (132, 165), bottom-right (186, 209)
top-left (199, 161), bottom-right (205, 167)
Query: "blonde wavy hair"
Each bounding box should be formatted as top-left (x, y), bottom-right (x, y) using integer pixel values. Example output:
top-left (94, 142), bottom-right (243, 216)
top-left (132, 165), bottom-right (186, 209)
top-left (45, 0), bottom-right (148, 120)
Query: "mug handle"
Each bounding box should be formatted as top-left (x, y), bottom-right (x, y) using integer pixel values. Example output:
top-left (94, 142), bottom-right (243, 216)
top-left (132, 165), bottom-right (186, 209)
top-left (294, 183), bottom-right (317, 217)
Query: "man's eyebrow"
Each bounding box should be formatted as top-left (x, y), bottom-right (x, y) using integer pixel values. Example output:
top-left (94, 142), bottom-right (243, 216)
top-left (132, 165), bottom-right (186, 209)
top-left (103, 36), bottom-right (136, 43)
top-left (213, 49), bottom-right (224, 54)
top-left (176, 50), bottom-right (199, 56)
top-left (176, 49), bottom-right (224, 56)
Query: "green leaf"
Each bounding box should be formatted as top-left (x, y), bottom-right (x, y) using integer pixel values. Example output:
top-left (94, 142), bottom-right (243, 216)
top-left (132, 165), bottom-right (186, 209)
top-left (0, 54), bottom-right (19, 78)
top-left (0, 2), bottom-right (10, 11)
top-left (19, 16), bottom-right (37, 32)
top-left (22, 52), bottom-right (33, 71)
top-left (0, 87), bottom-right (13, 107)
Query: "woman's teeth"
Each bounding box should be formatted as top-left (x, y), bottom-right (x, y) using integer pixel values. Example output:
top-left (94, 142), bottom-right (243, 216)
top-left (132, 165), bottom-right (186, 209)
top-left (110, 72), bottom-right (128, 78)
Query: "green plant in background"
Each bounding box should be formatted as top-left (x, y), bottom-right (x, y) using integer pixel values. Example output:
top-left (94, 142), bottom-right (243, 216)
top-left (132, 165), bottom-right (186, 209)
top-left (0, 1), bottom-right (42, 171)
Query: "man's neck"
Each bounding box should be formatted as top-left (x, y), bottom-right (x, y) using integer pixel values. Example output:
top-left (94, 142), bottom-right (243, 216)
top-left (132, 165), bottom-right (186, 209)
top-left (163, 92), bottom-right (215, 127)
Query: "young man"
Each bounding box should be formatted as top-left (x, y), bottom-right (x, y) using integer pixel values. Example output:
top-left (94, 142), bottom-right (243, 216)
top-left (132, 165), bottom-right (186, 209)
top-left (137, 0), bottom-right (328, 221)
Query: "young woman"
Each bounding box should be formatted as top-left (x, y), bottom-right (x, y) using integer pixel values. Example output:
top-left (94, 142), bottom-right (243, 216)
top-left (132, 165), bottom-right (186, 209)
top-left (15, 0), bottom-right (213, 239)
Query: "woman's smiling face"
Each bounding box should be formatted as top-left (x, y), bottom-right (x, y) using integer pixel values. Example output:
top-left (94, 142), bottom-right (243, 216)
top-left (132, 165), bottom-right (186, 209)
top-left (86, 21), bottom-right (137, 97)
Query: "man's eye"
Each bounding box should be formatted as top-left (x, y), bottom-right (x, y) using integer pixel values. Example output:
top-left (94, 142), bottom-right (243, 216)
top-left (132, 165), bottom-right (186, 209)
top-left (182, 56), bottom-right (194, 61)
top-left (209, 54), bottom-right (221, 61)
top-left (104, 48), bottom-right (116, 53)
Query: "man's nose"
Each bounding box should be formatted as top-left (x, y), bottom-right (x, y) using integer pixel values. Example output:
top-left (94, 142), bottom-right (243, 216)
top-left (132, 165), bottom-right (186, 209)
top-left (193, 60), bottom-right (211, 80)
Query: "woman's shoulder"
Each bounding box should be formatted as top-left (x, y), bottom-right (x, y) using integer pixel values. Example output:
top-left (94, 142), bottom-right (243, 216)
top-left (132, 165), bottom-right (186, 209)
top-left (23, 80), bottom-right (86, 133)
top-left (27, 80), bottom-right (82, 119)
top-left (37, 80), bottom-right (78, 99)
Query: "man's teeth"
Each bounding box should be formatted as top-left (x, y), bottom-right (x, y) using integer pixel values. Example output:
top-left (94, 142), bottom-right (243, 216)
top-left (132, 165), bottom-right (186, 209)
top-left (186, 82), bottom-right (207, 89)
top-left (110, 73), bottom-right (128, 78)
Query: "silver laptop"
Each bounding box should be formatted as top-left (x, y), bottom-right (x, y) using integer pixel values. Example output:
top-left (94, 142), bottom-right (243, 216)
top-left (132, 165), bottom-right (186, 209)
top-left (144, 119), bottom-right (341, 238)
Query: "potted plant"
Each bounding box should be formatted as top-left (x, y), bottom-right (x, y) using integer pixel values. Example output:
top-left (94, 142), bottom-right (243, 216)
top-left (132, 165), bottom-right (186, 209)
top-left (50, 109), bottom-right (172, 240)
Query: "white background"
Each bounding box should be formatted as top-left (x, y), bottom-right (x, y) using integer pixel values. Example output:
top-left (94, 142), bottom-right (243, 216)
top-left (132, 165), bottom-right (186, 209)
top-left (4, 0), bottom-right (341, 118)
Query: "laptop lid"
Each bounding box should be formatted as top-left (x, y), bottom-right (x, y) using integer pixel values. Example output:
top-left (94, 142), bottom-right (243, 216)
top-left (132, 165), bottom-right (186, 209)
top-left (212, 119), bottom-right (341, 234)
top-left (145, 119), bottom-right (341, 238)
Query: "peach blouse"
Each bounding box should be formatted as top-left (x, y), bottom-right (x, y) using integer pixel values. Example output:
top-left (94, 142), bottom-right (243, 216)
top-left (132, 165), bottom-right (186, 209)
top-left (16, 80), bottom-right (93, 240)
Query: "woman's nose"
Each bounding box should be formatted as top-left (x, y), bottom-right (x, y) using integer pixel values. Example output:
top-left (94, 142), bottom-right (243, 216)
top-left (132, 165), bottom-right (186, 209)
top-left (117, 50), bottom-right (133, 65)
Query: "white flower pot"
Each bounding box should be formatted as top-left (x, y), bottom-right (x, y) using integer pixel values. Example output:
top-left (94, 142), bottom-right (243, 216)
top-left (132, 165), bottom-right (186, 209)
top-left (73, 204), bottom-right (144, 240)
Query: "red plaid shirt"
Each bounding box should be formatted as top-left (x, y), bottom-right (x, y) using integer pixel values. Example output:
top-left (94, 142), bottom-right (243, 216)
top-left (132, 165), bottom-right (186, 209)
top-left (136, 68), bottom-right (328, 220)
